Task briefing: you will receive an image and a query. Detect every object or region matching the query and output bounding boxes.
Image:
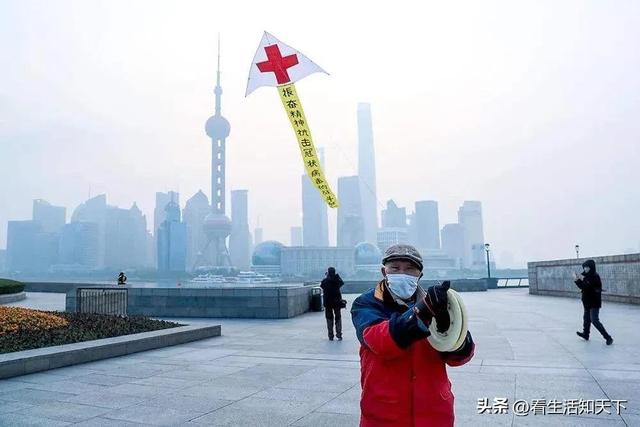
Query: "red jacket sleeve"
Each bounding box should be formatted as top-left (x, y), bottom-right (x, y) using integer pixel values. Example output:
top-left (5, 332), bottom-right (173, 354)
top-left (362, 320), bottom-right (406, 360)
top-left (441, 331), bottom-right (475, 367)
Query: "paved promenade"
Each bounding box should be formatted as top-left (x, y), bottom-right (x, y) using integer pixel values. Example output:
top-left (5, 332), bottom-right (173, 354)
top-left (1, 289), bottom-right (639, 426)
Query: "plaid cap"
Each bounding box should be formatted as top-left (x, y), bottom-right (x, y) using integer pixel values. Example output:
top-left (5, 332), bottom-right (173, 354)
top-left (381, 244), bottom-right (424, 271)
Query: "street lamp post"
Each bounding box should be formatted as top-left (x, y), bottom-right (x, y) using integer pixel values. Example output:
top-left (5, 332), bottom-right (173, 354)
top-left (575, 244), bottom-right (580, 259)
top-left (484, 243), bottom-right (491, 278)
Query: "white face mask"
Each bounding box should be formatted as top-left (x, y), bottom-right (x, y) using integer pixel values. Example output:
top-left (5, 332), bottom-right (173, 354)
top-left (386, 273), bottom-right (419, 300)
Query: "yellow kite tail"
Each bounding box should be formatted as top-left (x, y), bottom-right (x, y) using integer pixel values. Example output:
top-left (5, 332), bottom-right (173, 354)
top-left (278, 83), bottom-right (339, 208)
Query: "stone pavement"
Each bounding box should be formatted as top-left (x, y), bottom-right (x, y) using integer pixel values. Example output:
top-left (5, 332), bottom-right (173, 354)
top-left (1, 289), bottom-right (639, 426)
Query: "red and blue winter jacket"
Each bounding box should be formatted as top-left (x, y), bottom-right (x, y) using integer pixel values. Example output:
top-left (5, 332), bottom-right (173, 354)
top-left (351, 281), bottom-right (475, 427)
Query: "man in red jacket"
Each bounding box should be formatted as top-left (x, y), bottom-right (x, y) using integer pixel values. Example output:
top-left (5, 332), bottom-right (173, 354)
top-left (351, 244), bottom-right (475, 427)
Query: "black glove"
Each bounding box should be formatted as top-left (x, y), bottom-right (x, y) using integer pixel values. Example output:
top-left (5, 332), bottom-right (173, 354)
top-left (389, 308), bottom-right (430, 349)
top-left (420, 281), bottom-right (451, 333)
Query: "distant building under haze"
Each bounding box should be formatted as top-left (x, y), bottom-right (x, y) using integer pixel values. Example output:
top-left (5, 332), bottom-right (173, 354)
top-left (183, 190), bottom-right (210, 271)
top-left (280, 246), bottom-right (355, 279)
top-left (32, 199), bottom-right (66, 234)
top-left (337, 176), bottom-right (364, 248)
top-left (412, 200), bottom-right (440, 250)
top-left (157, 201), bottom-right (186, 273)
top-left (357, 103), bottom-right (378, 244)
top-left (302, 147), bottom-right (329, 247)
top-left (290, 226), bottom-right (303, 247)
top-left (457, 201), bottom-right (485, 269)
top-left (229, 190), bottom-right (252, 270)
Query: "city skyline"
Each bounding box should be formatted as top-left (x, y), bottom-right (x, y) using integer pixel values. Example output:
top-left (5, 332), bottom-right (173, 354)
top-left (0, 191), bottom-right (511, 271)
top-left (2, 1), bottom-right (640, 266)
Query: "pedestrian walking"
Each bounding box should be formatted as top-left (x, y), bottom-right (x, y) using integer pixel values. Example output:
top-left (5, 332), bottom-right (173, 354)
top-left (574, 259), bottom-right (613, 345)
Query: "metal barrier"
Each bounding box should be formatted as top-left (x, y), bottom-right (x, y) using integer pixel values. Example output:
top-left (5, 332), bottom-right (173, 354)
top-left (76, 288), bottom-right (128, 316)
top-left (495, 277), bottom-right (529, 288)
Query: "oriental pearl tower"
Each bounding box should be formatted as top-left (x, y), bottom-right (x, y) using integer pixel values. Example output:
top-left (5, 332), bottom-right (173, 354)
top-left (201, 39), bottom-right (233, 269)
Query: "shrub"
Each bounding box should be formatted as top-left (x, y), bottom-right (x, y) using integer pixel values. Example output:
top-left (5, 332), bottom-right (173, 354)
top-left (0, 308), bottom-right (180, 354)
top-left (0, 278), bottom-right (25, 295)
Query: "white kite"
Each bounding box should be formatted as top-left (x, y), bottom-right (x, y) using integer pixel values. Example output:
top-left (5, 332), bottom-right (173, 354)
top-left (245, 32), bottom-right (338, 208)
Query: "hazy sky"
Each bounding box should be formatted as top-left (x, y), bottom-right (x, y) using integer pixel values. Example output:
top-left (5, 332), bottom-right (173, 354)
top-left (1, 0), bottom-right (639, 267)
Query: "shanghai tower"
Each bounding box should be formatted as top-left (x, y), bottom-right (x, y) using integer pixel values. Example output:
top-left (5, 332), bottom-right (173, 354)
top-left (358, 103), bottom-right (378, 244)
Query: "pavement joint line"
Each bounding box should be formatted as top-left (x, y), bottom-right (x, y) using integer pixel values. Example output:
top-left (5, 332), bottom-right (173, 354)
top-left (542, 324), bottom-right (629, 427)
top-left (584, 367), bottom-right (630, 427)
top-left (481, 362), bottom-right (594, 370)
top-left (510, 374), bottom-right (516, 427)
top-left (590, 367), bottom-right (640, 372)
top-left (229, 353), bottom-right (360, 363)
top-left (291, 382), bottom-right (361, 424)
top-left (186, 398), bottom-right (237, 424)
top-left (186, 364), bottom-right (317, 425)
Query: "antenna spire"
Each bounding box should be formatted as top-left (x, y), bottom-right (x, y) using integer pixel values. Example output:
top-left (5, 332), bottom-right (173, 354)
top-left (216, 33), bottom-right (221, 86)
top-left (214, 33), bottom-right (222, 115)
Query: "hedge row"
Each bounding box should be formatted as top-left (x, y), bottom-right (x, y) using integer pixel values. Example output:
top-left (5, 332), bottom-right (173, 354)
top-left (0, 306), bottom-right (68, 335)
top-left (0, 279), bottom-right (25, 295)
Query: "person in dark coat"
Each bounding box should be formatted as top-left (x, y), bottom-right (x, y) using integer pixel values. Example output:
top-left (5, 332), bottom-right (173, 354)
top-left (574, 259), bottom-right (613, 345)
top-left (321, 267), bottom-right (344, 340)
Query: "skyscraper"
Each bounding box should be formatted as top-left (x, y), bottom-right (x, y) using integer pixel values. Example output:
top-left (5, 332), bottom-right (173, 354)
top-left (441, 223), bottom-right (465, 268)
top-left (381, 200), bottom-right (407, 228)
top-left (33, 199), bottom-right (66, 233)
top-left (59, 222), bottom-right (100, 269)
top-left (70, 195), bottom-right (148, 270)
top-left (128, 203), bottom-right (150, 268)
top-left (302, 147), bottom-right (329, 247)
top-left (6, 220), bottom-right (58, 272)
top-left (157, 200), bottom-right (187, 272)
top-left (377, 228), bottom-right (408, 252)
top-left (104, 203), bottom-right (148, 269)
top-left (183, 190), bottom-right (210, 271)
top-left (290, 226), bottom-right (303, 246)
top-left (70, 194), bottom-right (108, 268)
top-left (413, 201), bottom-right (441, 250)
top-left (337, 176), bottom-right (364, 247)
top-left (377, 200), bottom-right (408, 251)
top-left (229, 190), bottom-right (251, 270)
top-left (201, 38), bottom-right (232, 268)
top-left (6, 220), bottom-right (40, 272)
top-left (154, 191), bottom-right (179, 268)
top-left (154, 191), bottom-right (180, 237)
top-left (457, 201), bottom-right (485, 268)
top-left (357, 103), bottom-right (378, 244)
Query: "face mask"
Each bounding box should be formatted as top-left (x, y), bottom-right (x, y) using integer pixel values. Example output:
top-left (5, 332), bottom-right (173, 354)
top-left (386, 273), bottom-right (419, 300)
top-left (583, 267), bottom-right (590, 274)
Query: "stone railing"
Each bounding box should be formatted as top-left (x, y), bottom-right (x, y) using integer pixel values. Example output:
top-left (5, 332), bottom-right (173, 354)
top-left (66, 285), bottom-right (312, 319)
top-left (336, 279), bottom-right (489, 295)
top-left (528, 253), bottom-right (640, 304)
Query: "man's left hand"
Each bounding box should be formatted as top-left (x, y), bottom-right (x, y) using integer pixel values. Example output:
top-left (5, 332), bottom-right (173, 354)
top-left (426, 281), bottom-right (451, 333)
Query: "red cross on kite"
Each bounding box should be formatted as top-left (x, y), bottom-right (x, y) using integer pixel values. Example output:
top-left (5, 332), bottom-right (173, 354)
top-left (256, 45), bottom-right (299, 84)
top-left (245, 31), bottom-right (327, 96)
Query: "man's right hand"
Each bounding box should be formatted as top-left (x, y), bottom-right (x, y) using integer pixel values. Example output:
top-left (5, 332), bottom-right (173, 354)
top-left (389, 306), bottom-right (430, 349)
